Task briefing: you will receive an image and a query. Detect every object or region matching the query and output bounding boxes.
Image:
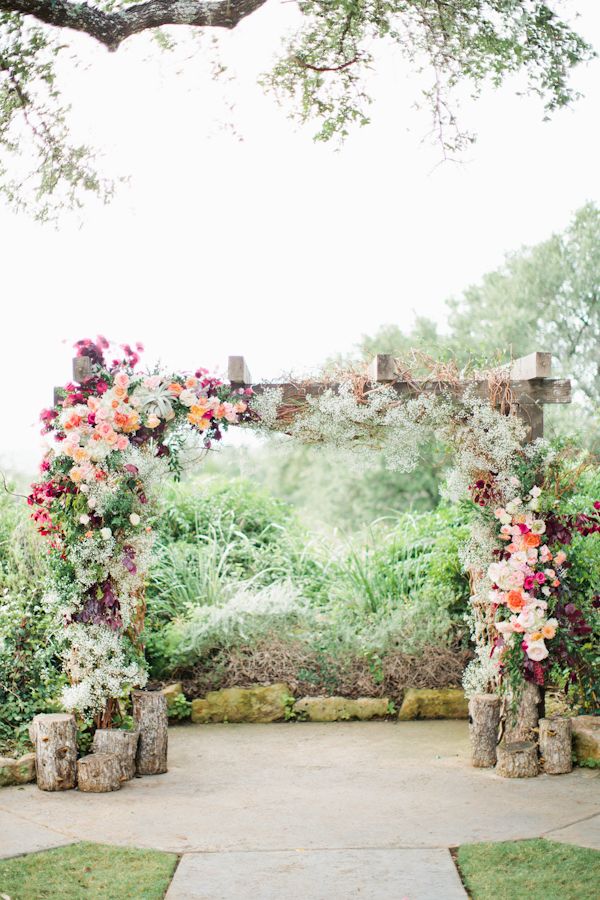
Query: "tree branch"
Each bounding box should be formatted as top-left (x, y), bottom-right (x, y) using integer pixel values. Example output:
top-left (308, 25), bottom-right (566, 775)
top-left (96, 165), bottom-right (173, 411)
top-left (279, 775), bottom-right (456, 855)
top-left (0, 0), bottom-right (269, 50)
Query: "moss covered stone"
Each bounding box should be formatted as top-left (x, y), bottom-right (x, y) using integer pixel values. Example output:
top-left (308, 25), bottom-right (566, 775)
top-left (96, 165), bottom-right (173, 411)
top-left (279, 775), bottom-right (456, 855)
top-left (161, 682), bottom-right (183, 709)
top-left (571, 715), bottom-right (600, 763)
top-left (0, 753), bottom-right (36, 787)
top-left (398, 688), bottom-right (468, 720)
top-left (191, 684), bottom-right (292, 724)
top-left (293, 697), bottom-right (389, 722)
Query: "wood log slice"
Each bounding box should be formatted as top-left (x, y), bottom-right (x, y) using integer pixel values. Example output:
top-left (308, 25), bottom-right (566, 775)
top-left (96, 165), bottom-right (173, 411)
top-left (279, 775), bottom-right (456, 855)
top-left (539, 717), bottom-right (572, 775)
top-left (77, 753), bottom-right (122, 792)
top-left (92, 729), bottom-right (139, 781)
top-left (497, 741), bottom-right (539, 778)
top-left (504, 682), bottom-right (541, 743)
top-left (132, 690), bottom-right (168, 775)
top-left (469, 693), bottom-right (501, 768)
top-left (31, 713), bottom-right (77, 792)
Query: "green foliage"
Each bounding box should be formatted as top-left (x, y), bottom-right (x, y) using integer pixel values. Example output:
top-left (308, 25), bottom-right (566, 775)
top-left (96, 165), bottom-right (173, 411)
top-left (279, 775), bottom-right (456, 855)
top-left (0, 842), bottom-right (178, 900)
top-left (167, 692), bottom-right (192, 720)
top-left (457, 839), bottom-right (600, 900)
top-left (144, 480), bottom-right (472, 679)
top-left (0, 494), bottom-right (63, 755)
top-left (264, 0), bottom-right (593, 148)
top-left (0, 2), bottom-right (594, 215)
top-left (0, 13), bottom-right (113, 221)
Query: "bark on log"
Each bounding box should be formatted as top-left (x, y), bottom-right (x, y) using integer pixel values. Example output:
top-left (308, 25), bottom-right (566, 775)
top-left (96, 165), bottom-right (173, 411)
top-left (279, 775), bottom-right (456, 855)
top-left (92, 729), bottom-right (139, 781)
top-left (539, 718), bottom-right (572, 775)
top-left (31, 713), bottom-right (77, 792)
top-left (503, 682), bottom-right (541, 743)
top-left (497, 741), bottom-right (539, 778)
top-left (132, 690), bottom-right (168, 775)
top-left (469, 693), bottom-right (501, 767)
top-left (77, 753), bottom-right (122, 792)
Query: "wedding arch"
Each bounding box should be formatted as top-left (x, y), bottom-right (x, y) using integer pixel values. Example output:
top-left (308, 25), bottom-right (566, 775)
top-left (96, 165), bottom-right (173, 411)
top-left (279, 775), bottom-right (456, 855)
top-left (29, 337), bottom-right (600, 784)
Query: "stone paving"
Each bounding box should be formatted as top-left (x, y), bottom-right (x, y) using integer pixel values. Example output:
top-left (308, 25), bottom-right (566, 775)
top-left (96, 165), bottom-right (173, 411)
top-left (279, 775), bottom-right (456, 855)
top-left (1, 721), bottom-right (598, 898)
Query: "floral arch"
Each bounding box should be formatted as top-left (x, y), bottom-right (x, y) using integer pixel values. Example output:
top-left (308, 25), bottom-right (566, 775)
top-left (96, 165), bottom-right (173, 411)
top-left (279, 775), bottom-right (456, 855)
top-left (30, 339), bottom-right (599, 751)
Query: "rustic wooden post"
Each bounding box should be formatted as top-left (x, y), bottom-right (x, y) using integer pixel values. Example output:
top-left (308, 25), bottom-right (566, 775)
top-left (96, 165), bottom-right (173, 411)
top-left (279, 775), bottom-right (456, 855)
top-left (77, 753), bottom-right (122, 792)
top-left (31, 713), bottom-right (77, 792)
top-left (509, 352), bottom-right (553, 442)
top-left (504, 682), bottom-right (541, 743)
top-left (497, 741), bottom-right (539, 778)
top-left (132, 691), bottom-right (168, 775)
top-left (469, 694), bottom-right (501, 767)
top-left (368, 353), bottom-right (397, 382)
top-left (539, 718), bottom-right (572, 774)
top-left (228, 355), bottom-right (252, 386)
top-left (92, 729), bottom-right (140, 781)
top-left (73, 355), bottom-right (93, 384)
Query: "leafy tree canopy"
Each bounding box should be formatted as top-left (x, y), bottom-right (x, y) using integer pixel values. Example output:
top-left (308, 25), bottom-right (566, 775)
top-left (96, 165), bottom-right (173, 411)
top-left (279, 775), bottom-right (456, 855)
top-left (0, 1), bottom-right (594, 218)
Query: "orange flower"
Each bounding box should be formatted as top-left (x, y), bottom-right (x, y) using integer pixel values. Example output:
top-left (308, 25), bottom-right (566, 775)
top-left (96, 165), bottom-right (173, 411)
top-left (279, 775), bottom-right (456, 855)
top-left (523, 533), bottom-right (540, 548)
top-left (530, 631), bottom-right (543, 642)
top-left (64, 412), bottom-right (82, 431)
top-left (542, 623), bottom-right (556, 640)
top-left (121, 412), bottom-right (141, 433)
top-left (507, 590), bottom-right (526, 612)
top-left (113, 386), bottom-right (127, 400)
top-left (188, 404), bottom-right (209, 427)
top-left (168, 382), bottom-right (183, 397)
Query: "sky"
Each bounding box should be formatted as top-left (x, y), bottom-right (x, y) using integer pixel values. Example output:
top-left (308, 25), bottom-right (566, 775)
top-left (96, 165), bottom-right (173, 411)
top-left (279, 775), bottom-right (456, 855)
top-left (1, 0), bottom-right (599, 474)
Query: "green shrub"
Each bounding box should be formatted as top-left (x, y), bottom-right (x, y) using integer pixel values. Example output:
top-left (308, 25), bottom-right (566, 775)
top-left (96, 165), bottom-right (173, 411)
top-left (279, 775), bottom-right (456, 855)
top-left (0, 496), bottom-right (64, 755)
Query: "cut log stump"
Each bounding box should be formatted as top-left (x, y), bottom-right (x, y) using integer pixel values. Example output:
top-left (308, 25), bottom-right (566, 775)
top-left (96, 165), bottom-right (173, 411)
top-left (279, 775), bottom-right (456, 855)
top-left (497, 741), bottom-right (539, 778)
top-left (31, 713), bottom-right (77, 792)
top-left (469, 694), bottom-right (501, 768)
top-left (132, 690), bottom-right (168, 775)
top-left (504, 682), bottom-right (541, 743)
top-left (77, 753), bottom-right (122, 793)
top-left (539, 718), bottom-right (572, 775)
top-left (92, 729), bottom-right (139, 781)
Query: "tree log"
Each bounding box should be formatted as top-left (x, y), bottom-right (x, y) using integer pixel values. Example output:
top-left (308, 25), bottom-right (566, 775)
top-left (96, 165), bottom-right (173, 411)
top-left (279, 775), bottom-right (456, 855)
top-left (539, 718), bottom-right (572, 775)
top-left (469, 693), bottom-right (501, 767)
top-left (31, 713), bottom-right (77, 792)
top-left (77, 753), bottom-right (122, 792)
top-left (92, 729), bottom-right (139, 781)
top-left (132, 690), bottom-right (168, 775)
top-left (497, 741), bottom-right (539, 778)
top-left (503, 682), bottom-right (541, 743)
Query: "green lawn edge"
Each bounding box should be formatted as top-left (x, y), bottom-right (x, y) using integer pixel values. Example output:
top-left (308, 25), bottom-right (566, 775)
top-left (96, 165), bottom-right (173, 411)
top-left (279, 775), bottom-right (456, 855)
top-left (0, 841), bottom-right (178, 900)
top-left (456, 838), bottom-right (600, 900)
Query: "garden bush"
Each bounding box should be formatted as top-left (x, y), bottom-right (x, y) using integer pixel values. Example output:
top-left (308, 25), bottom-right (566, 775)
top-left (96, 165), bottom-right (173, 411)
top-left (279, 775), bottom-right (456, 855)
top-left (0, 494), bottom-right (63, 755)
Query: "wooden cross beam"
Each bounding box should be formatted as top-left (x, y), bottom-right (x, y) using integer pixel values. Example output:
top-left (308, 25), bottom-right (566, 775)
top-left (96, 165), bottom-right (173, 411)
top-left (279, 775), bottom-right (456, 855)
top-left (227, 351), bottom-right (571, 443)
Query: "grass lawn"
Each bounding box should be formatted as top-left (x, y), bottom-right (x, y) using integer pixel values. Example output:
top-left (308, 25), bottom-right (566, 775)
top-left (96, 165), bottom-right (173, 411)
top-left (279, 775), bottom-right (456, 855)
top-left (456, 838), bottom-right (600, 900)
top-left (0, 842), bottom-right (178, 899)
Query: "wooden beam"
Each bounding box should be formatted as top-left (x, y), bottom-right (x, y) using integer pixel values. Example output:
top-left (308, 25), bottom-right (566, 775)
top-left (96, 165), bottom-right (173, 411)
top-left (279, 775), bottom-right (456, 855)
top-left (510, 352), bottom-right (552, 381)
top-left (368, 354), bottom-right (396, 382)
top-left (228, 355), bottom-right (252, 385)
top-left (248, 378), bottom-right (571, 406)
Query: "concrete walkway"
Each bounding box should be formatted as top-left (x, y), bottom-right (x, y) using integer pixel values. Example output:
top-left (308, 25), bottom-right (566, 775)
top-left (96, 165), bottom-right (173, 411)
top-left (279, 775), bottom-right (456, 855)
top-left (1, 721), bottom-right (598, 898)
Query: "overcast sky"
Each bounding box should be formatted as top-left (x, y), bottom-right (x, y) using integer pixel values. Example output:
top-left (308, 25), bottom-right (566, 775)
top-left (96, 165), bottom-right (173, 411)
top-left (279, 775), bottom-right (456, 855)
top-left (1, 1), bottom-right (599, 475)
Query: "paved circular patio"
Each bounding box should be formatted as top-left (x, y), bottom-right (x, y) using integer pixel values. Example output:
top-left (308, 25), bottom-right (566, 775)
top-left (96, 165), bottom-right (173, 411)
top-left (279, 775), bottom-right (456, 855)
top-left (1, 721), bottom-right (598, 898)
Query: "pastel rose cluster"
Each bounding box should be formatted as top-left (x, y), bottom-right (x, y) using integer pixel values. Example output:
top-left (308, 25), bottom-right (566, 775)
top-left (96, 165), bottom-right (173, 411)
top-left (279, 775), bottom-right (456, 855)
top-left (488, 486), bottom-right (566, 664)
top-left (57, 371), bottom-right (248, 489)
top-left (29, 337), bottom-right (252, 718)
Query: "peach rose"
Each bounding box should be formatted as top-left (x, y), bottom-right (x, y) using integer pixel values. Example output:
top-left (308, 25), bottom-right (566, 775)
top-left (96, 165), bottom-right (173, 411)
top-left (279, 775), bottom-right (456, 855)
top-left (507, 590), bottom-right (526, 613)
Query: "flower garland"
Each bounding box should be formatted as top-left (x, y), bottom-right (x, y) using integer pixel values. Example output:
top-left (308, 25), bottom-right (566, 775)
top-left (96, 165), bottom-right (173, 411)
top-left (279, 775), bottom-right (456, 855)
top-left (30, 337), bottom-right (251, 724)
top-left (484, 478), bottom-right (600, 700)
